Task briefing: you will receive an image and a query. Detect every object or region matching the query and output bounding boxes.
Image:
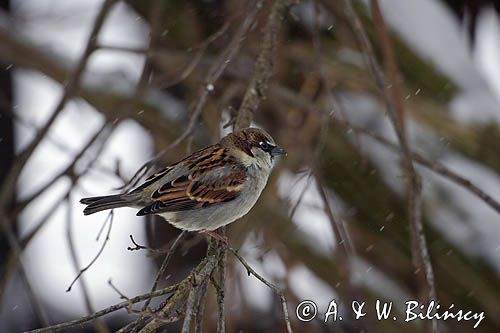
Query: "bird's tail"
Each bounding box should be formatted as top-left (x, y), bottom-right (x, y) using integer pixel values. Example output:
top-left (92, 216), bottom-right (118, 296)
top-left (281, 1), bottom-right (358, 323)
top-left (80, 194), bottom-right (132, 215)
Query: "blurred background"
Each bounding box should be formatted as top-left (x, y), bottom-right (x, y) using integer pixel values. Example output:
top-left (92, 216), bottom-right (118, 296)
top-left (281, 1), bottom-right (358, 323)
top-left (0, 0), bottom-right (499, 332)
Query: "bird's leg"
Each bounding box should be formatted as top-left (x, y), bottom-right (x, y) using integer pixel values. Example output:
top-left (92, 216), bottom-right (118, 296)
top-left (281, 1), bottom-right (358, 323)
top-left (201, 229), bottom-right (229, 244)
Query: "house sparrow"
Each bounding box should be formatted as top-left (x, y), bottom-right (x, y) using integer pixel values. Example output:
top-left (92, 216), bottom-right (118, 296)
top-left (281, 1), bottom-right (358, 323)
top-left (80, 128), bottom-right (286, 238)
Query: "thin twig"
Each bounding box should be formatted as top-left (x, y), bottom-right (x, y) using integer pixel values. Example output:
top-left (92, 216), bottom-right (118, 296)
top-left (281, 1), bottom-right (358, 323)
top-left (143, 230), bottom-right (187, 300)
top-left (108, 279), bottom-right (129, 300)
top-left (66, 211), bottom-right (114, 292)
top-left (7, 107), bottom-right (125, 182)
top-left (334, 118), bottom-right (500, 215)
top-left (127, 234), bottom-right (150, 252)
top-left (142, 231), bottom-right (186, 308)
top-left (271, 84), bottom-right (500, 218)
top-left (97, 45), bottom-right (149, 54)
top-left (340, 0), bottom-right (384, 87)
top-left (27, 282), bottom-right (183, 333)
top-left (317, 181), bottom-right (354, 256)
top-left (228, 247), bottom-right (293, 333)
top-left (15, 119), bottom-right (113, 249)
top-left (65, 194), bottom-right (109, 333)
top-left (0, 128), bottom-right (115, 302)
top-left (288, 172), bottom-right (313, 220)
top-left (0, 186), bottom-right (69, 304)
top-left (153, 19), bottom-right (232, 89)
top-left (0, 0), bottom-right (116, 213)
top-left (15, 122), bottom-right (114, 214)
top-left (123, 231), bottom-right (186, 332)
top-left (127, 234), bottom-right (183, 257)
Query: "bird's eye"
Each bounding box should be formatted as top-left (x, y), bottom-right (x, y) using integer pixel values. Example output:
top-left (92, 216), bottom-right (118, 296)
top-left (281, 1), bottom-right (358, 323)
top-left (259, 141), bottom-right (271, 151)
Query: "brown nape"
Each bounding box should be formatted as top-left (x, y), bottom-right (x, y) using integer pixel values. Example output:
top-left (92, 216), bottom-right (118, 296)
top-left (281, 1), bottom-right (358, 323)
top-left (223, 128), bottom-right (271, 157)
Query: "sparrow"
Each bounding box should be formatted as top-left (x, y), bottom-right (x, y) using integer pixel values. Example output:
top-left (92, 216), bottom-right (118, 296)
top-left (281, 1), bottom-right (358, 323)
top-left (80, 128), bottom-right (286, 239)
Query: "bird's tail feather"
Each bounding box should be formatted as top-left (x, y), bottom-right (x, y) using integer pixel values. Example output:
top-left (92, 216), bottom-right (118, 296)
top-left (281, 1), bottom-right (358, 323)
top-left (81, 194), bottom-right (131, 215)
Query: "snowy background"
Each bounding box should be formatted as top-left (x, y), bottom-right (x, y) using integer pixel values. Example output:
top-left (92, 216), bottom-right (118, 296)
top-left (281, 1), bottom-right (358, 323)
top-left (0, 0), bottom-right (499, 332)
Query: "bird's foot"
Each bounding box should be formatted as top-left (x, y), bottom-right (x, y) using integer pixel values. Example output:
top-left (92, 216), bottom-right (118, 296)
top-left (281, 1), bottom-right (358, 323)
top-left (201, 230), bottom-right (229, 244)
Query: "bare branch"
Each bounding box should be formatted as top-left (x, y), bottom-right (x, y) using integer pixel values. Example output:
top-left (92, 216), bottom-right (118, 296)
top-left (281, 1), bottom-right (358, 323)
top-left (142, 231), bottom-right (187, 307)
top-left (334, 118), bottom-right (500, 215)
top-left (124, 1), bottom-right (263, 191)
top-left (107, 279), bottom-right (129, 301)
top-left (27, 282), bottom-right (183, 333)
top-left (137, 254), bottom-right (220, 333)
top-left (0, 0), bottom-right (116, 213)
top-left (121, 230), bottom-right (186, 332)
top-left (15, 122), bottom-right (114, 214)
top-left (228, 247), bottom-right (293, 333)
top-left (66, 211), bottom-right (114, 292)
top-left (271, 84), bottom-right (500, 218)
top-left (153, 19), bottom-right (232, 90)
top-left (127, 234), bottom-right (150, 252)
top-left (214, 244), bottom-right (226, 333)
top-left (65, 194), bottom-right (109, 333)
top-left (235, 0), bottom-right (294, 130)
top-left (370, 1), bottom-right (437, 331)
top-left (193, 278), bottom-right (208, 333)
top-left (180, 277), bottom-right (200, 333)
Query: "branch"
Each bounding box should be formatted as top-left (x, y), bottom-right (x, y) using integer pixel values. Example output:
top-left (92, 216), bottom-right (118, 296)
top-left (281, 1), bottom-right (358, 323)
top-left (66, 211), bottom-right (114, 292)
top-left (142, 231), bottom-right (186, 306)
top-left (152, 19), bottom-right (232, 90)
top-left (235, 0), bottom-right (293, 130)
top-left (0, 119), bottom-right (117, 303)
top-left (370, 2), bottom-right (437, 332)
top-left (271, 83), bottom-right (500, 217)
top-left (334, 118), bottom-right (500, 215)
top-left (193, 279), bottom-right (208, 333)
top-left (180, 277), bottom-right (201, 333)
top-left (15, 122), bottom-right (114, 214)
top-left (65, 194), bottom-right (109, 333)
top-left (0, 0), bottom-right (116, 214)
top-left (137, 254), bottom-right (220, 333)
top-left (228, 247), bottom-right (293, 333)
top-left (214, 243), bottom-right (226, 333)
top-left (27, 282), bottom-right (184, 333)
top-left (118, 231), bottom-right (185, 333)
top-left (123, 1), bottom-right (263, 191)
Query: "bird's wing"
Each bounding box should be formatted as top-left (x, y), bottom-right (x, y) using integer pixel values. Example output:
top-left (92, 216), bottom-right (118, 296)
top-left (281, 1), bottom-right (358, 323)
top-left (129, 144), bottom-right (220, 194)
top-left (135, 145), bottom-right (247, 216)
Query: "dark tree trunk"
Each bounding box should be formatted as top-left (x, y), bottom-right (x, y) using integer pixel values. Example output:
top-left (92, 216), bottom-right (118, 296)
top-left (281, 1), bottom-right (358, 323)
top-left (0, 0), bottom-right (14, 277)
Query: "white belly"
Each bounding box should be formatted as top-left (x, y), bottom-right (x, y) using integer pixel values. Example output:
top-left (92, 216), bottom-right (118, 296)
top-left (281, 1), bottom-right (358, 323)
top-left (159, 166), bottom-right (269, 231)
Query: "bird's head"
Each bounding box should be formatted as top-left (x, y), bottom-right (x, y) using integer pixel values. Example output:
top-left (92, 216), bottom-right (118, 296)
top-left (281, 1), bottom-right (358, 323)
top-left (222, 128), bottom-right (286, 169)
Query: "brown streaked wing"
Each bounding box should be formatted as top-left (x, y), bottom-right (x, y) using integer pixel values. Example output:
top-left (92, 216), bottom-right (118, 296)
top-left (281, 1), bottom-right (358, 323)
top-left (129, 144), bottom-right (221, 195)
top-left (129, 166), bottom-right (174, 194)
top-left (139, 147), bottom-right (247, 215)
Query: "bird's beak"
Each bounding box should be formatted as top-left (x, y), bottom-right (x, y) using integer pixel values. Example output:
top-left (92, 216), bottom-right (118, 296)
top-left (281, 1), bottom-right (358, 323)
top-left (271, 145), bottom-right (287, 157)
